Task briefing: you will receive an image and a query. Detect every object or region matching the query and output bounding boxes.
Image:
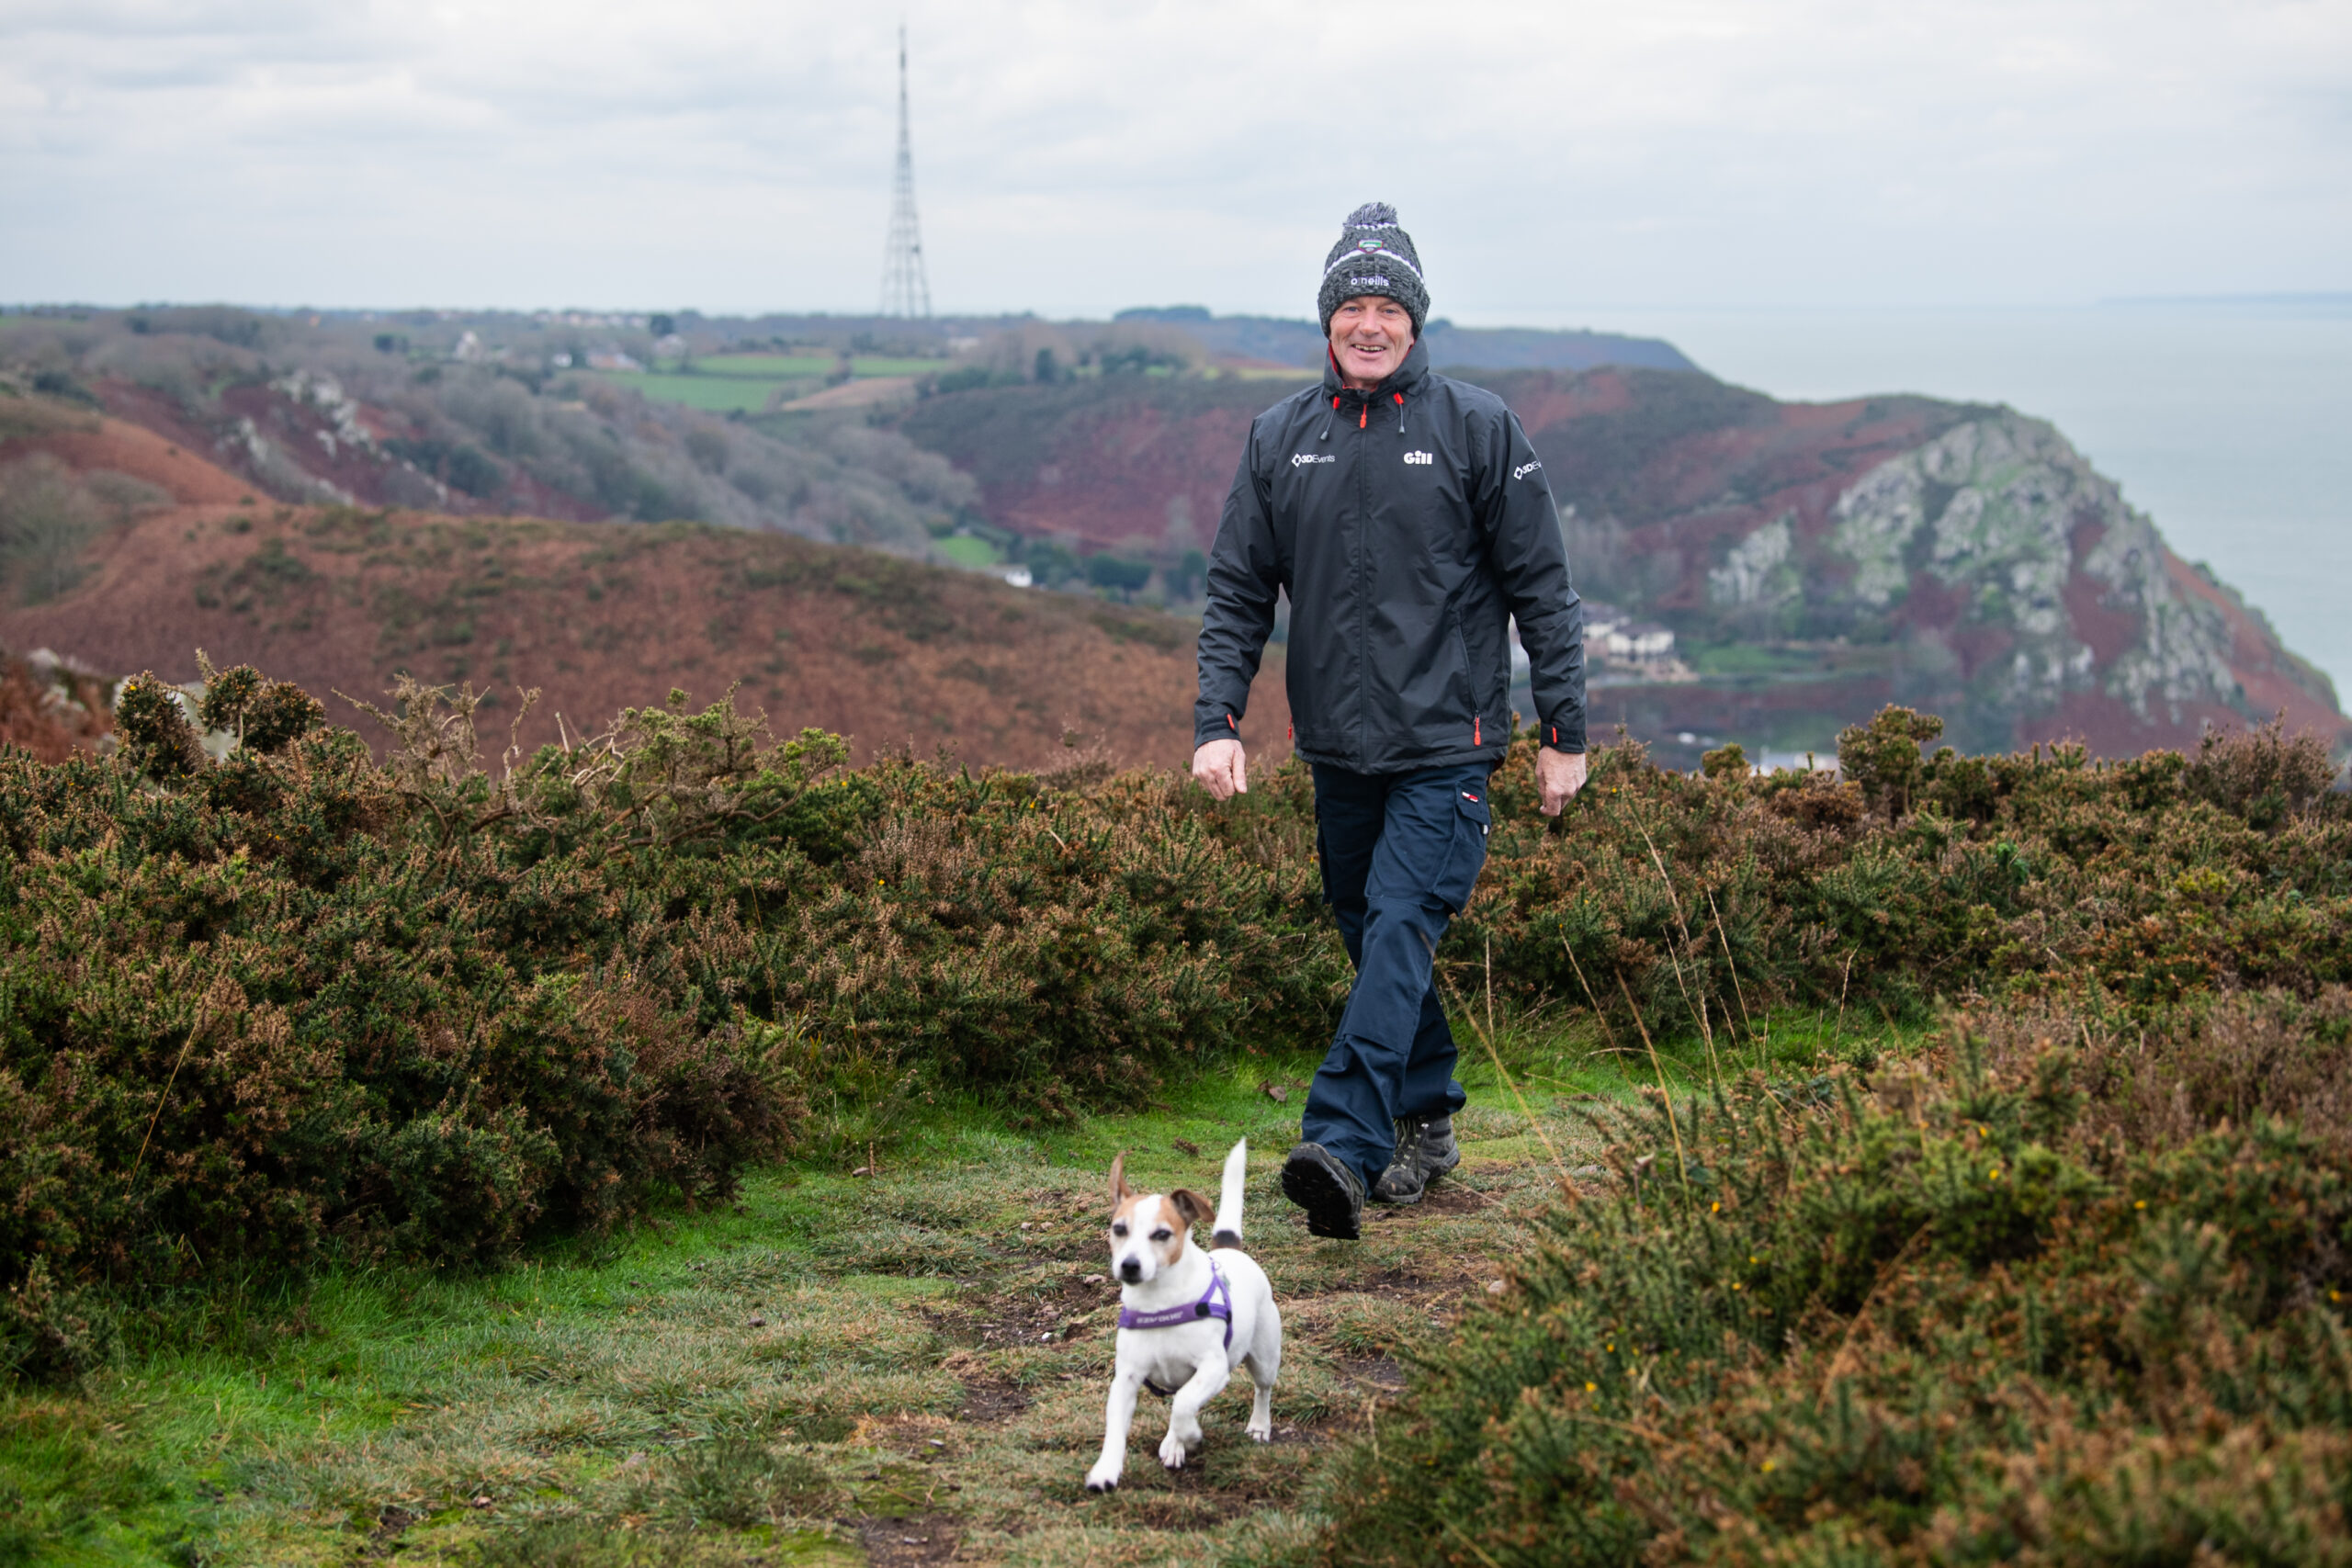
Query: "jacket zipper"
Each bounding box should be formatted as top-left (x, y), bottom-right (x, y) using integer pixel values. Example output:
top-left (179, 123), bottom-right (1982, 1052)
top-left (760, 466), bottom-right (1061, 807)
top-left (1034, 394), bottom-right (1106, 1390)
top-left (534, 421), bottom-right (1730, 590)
top-left (1354, 382), bottom-right (1368, 764)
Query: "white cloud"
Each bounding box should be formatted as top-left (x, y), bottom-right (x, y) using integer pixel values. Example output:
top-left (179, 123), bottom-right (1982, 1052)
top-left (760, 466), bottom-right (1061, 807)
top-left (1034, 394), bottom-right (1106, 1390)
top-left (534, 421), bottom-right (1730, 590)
top-left (0, 0), bottom-right (2345, 314)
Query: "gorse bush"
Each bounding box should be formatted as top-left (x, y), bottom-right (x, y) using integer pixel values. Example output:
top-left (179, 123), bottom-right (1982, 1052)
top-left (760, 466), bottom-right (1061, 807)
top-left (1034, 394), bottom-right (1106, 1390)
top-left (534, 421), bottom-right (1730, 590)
top-left (0, 665), bottom-right (1345, 1300)
top-left (1461, 705), bottom-right (2351, 1042)
top-left (1307, 990), bottom-right (2352, 1566)
top-left (0, 674), bottom-right (2342, 1314)
top-left (1295, 711), bottom-right (2352, 1558)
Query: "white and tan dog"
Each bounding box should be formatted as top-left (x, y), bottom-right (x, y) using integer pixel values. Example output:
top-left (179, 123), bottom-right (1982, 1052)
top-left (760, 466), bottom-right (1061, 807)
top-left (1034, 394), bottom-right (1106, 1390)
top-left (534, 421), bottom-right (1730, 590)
top-left (1084, 1139), bottom-right (1282, 1492)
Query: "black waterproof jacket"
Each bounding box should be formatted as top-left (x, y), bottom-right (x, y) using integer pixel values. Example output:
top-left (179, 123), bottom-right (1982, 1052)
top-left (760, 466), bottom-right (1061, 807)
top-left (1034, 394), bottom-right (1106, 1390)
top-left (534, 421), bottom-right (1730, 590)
top-left (1194, 338), bottom-right (1586, 773)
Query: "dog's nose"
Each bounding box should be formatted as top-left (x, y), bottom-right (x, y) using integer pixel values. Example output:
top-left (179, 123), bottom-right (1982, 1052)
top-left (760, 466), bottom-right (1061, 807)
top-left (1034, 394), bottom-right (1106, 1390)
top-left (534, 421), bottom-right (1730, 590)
top-left (1118, 1258), bottom-right (1143, 1281)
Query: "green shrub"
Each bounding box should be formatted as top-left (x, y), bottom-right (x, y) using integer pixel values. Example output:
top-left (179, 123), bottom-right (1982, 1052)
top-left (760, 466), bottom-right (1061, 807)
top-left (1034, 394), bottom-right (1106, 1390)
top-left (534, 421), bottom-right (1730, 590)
top-left (1307, 992), bottom-right (2352, 1566)
top-left (191, 655), bottom-right (322, 753)
top-left (1454, 709), bottom-right (2350, 1043)
top-left (111, 671), bottom-right (208, 782)
top-left (7, 663), bottom-right (2346, 1345)
top-left (0, 1259), bottom-right (116, 1385)
top-left (0, 671), bottom-right (1348, 1310)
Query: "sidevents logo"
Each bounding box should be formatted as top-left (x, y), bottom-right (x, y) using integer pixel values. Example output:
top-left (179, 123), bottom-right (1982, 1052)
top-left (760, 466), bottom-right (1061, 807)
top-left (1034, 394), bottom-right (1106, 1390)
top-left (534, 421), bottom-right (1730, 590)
top-left (1291, 453), bottom-right (1336, 468)
top-left (1403, 450), bottom-right (1435, 466)
top-left (1513, 460), bottom-right (1544, 480)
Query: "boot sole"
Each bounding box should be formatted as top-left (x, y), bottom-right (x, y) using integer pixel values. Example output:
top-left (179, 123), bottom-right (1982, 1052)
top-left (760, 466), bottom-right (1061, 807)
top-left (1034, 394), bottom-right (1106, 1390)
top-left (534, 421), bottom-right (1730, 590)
top-left (1281, 1153), bottom-right (1363, 1240)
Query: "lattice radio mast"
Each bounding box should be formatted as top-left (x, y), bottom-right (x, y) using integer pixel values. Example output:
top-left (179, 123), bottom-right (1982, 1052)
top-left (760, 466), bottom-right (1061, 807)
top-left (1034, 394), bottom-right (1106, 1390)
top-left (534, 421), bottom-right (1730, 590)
top-left (878, 25), bottom-right (932, 318)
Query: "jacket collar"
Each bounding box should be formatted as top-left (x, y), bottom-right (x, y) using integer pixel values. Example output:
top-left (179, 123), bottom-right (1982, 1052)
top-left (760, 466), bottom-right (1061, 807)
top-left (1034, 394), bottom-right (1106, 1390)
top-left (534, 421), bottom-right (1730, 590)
top-left (1322, 334), bottom-right (1430, 403)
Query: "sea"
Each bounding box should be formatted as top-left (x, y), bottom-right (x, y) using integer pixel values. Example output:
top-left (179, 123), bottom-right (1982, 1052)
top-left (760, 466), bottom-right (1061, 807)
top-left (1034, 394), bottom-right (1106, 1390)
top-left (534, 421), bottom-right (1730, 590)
top-left (1546, 298), bottom-right (2352, 705)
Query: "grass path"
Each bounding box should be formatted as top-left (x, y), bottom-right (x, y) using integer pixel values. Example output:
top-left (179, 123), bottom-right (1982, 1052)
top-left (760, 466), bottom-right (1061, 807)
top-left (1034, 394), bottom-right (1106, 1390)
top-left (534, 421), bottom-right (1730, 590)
top-left (9, 1013), bottom-right (1896, 1566)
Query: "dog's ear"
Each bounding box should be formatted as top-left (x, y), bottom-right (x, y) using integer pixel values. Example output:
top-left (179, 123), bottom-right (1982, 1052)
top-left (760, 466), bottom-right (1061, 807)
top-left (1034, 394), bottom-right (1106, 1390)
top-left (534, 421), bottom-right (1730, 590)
top-left (1110, 1151), bottom-right (1131, 1205)
top-left (1167, 1189), bottom-right (1212, 1229)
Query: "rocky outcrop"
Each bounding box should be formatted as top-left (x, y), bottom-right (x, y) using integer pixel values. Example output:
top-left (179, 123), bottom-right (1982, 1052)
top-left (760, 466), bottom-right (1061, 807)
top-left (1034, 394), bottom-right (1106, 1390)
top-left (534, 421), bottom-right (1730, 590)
top-left (1477, 368), bottom-right (2345, 758)
top-left (1707, 513), bottom-right (1800, 626)
top-left (1825, 414), bottom-right (2248, 729)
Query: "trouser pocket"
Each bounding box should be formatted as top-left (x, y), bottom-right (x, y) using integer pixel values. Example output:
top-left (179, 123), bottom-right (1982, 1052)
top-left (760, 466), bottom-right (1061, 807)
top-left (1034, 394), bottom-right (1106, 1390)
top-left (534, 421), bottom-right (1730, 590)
top-left (1432, 786), bottom-right (1492, 913)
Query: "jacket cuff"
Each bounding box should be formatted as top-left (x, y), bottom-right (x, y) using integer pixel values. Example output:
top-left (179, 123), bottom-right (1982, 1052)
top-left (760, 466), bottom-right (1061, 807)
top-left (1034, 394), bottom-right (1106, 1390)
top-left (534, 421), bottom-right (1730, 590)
top-left (1193, 712), bottom-right (1243, 750)
top-left (1538, 716), bottom-right (1587, 753)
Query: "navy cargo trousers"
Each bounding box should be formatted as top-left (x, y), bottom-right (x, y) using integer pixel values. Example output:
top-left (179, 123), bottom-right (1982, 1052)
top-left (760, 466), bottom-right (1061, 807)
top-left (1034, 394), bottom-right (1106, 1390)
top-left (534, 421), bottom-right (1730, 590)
top-left (1301, 761), bottom-right (1494, 1190)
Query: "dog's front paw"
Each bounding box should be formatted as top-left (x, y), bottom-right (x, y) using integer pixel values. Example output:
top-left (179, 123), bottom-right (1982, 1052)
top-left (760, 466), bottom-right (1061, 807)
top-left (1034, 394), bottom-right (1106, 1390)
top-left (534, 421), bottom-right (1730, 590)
top-left (1247, 1417), bottom-right (1273, 1443)
top-left (1158, 1432), bottom-right (1191, 1470)
top-left (1083, 1459), bottom-right (1122, 1493)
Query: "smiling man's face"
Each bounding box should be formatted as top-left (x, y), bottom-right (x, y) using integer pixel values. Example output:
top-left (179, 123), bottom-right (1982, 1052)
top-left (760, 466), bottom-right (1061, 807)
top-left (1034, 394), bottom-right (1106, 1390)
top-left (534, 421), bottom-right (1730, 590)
top-left (1328, 295), bottom-right (1415, 389)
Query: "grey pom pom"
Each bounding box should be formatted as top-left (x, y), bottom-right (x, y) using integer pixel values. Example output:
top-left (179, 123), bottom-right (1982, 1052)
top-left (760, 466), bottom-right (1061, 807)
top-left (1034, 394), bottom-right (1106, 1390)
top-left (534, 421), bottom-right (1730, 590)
top-left (1344, 201), bottom-right (1398, 229)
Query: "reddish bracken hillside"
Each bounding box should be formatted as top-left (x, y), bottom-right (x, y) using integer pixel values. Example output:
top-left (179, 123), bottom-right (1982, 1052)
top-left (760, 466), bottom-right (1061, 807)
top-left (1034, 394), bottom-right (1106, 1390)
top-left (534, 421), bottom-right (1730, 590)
top-left (88, 374), bottom-right (611, 522)
top-left (0, 651), bottom-right (111, 761)
top-left (0, 397), bottom-right (1289, 772)
top-left (896, 378), bottom-right (1280, 553)
top-left (0, 402), bottom-right (254, 505)
top-left (24, 352), bottom-right (2344, 768)
top-left (896, 368), bottom-right (2346, 761)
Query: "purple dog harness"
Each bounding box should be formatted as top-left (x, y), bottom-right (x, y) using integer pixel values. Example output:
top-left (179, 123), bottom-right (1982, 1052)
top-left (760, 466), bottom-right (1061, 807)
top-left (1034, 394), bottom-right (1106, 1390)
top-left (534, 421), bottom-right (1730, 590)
top-left (1117, 1258), bottom-right (1233, 1397)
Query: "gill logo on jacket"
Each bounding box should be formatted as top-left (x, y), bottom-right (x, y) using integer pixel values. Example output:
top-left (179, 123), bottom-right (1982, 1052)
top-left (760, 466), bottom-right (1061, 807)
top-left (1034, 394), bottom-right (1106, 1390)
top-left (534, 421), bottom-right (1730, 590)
top-left (1403, 450), bottom-right (1434, 466)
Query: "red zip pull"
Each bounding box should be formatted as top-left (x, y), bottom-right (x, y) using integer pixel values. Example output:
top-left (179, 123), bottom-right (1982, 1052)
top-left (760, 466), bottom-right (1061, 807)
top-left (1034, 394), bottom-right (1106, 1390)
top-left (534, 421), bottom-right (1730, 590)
top-left (1358, 403), bottom-right (1367, 429)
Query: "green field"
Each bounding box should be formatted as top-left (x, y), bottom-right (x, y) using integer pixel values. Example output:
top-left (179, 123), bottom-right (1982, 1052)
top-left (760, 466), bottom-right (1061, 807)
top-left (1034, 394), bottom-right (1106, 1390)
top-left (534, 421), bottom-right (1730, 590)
top-left (661, 355), bottom-right (945, 380)
top-left (681, 355), bottom-right (836, 379)
top-left (603, 373), bottom-right (796, 414)
top-left (931, 536), bottom-right (1002, 570)
top-left (602, 356), bottom-right (949, 416)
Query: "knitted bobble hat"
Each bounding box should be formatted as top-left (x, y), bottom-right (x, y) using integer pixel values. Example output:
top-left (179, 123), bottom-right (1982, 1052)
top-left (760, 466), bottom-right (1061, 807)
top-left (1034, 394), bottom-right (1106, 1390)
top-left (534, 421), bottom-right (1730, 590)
top-left (1317, 201), bottom-right (1429, 334)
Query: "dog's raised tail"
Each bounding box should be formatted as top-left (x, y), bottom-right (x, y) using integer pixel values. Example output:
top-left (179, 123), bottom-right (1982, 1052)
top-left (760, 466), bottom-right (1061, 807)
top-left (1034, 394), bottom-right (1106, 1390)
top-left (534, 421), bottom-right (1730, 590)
top-left (1211, 1139), bottom-right (1248, 1249)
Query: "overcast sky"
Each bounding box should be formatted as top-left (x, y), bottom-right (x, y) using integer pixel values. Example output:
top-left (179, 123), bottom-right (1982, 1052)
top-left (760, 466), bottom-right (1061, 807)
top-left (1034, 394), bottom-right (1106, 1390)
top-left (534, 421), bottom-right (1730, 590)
top-left (2, 0), bottom-right (2346, 321)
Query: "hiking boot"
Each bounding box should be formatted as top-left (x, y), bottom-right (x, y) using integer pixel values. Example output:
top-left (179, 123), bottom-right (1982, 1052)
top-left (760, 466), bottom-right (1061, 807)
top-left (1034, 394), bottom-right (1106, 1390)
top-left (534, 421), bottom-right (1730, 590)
top-left (1280, 1143), bottom-right (1365, 1240)
top-left (1373, 1114), bottom-right (1462, 1205)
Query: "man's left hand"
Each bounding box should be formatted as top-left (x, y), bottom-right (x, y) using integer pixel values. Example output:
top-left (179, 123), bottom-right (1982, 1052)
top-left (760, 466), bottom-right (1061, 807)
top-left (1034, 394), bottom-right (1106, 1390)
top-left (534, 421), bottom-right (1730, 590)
top-left (1536, 748), bottom-right (1587, 817)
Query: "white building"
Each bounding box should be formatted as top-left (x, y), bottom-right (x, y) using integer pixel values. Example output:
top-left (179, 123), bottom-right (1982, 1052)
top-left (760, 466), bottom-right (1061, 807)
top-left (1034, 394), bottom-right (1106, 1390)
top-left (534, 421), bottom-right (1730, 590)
top-left (1584, 603), bottom-right (1677, 666)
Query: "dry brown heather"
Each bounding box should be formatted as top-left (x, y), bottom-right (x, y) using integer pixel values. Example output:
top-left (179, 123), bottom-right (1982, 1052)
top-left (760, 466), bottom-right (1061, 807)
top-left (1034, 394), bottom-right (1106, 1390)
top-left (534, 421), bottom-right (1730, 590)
top-left (0, 408), bottom-right (1293, 774)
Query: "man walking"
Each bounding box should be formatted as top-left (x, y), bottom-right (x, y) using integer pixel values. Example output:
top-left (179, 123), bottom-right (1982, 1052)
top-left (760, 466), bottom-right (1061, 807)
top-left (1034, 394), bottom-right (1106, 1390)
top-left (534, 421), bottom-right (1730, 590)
top-left (1192, 202), bottom-right (1588, 1239)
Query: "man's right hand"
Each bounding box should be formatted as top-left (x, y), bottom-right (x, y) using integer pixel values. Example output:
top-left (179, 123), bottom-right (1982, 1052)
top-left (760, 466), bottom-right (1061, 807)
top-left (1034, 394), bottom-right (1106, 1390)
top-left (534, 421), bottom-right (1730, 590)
top-left (1192, 739), bottom-right (1249, 799)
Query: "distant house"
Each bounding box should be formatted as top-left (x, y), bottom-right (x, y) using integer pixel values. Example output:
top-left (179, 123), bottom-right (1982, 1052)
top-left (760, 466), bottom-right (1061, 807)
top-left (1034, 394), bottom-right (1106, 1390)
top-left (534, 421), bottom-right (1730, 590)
top-left (1510, 606), bottom-right (1678, 678)
top-left (1584, 603), bottom-right (1677, 666)
top-left (585, 350), bottom-right (643, 372)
